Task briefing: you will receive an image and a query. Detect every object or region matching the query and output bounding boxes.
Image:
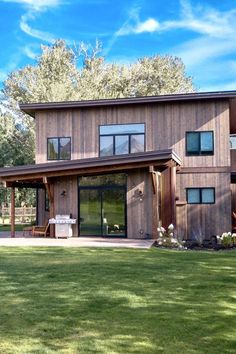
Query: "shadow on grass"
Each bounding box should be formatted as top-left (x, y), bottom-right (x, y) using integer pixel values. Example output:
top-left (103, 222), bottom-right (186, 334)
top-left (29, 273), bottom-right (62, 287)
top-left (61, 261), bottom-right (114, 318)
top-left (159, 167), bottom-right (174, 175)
top-left (0, 248), bottom-right (236, 353)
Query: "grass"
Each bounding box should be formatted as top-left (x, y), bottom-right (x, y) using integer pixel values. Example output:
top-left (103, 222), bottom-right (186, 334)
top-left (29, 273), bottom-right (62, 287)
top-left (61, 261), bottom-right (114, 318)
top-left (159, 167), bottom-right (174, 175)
top-left (0, 224), bottom-right (31, 232)
top-left (0, 247), bottom-right (235, 353)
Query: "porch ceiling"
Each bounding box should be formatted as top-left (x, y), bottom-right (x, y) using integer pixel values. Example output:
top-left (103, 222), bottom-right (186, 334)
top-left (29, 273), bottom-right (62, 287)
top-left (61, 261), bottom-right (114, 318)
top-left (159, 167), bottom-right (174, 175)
top-left (0, 149), bottom-right (181, 185)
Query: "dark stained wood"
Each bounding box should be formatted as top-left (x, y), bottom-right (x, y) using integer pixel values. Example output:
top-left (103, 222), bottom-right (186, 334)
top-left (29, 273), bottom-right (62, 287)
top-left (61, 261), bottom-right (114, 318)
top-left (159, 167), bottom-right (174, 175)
top-left (10, 187), bottom-right (15, 238)
top-left (170, 166), bottom-right (177, 226)
top-left (127, 169), bottom-right (153, 239)
top-left (176, 202), bottom-right (187, 240)
top-left (179, 167), bottom-right (230, 174)
top-left (176, 172), bottom-right (231, 239)
top-left (49, 183), bottom-right (55, 237)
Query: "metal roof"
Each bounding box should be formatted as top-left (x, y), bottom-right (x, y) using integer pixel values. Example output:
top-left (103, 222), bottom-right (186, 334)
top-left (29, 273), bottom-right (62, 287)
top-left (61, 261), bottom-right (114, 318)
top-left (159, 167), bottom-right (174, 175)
top-left (0, 149), bottom-right (181, 182)
top-left (19, 91), bottom-right (236, 117)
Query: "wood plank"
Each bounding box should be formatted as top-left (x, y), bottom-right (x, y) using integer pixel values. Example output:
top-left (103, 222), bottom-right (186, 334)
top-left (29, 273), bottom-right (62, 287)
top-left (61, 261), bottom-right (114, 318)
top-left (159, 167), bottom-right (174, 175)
top-left (10, 187), bottom-right (15, 238)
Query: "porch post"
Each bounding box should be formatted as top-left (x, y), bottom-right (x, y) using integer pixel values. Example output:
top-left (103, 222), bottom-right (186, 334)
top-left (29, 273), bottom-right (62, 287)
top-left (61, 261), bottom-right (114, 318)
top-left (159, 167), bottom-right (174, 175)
top-left (49, 183), bottom-right (55, 238)
top-left (10, 187), bottom-right (15, 238)
top-left (43, 177), bottom-right (55, 237)
top-left (170, 165), bottom-right (176, 226)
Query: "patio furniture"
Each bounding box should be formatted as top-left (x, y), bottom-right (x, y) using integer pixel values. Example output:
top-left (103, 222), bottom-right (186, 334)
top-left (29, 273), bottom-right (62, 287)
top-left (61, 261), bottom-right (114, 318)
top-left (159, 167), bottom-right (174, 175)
top-left (32, 222), bottom-right (50, 237)
top-left (23, 226), bottom-right (33, 237)
top-left (232, 212), bottom-right (236, 232)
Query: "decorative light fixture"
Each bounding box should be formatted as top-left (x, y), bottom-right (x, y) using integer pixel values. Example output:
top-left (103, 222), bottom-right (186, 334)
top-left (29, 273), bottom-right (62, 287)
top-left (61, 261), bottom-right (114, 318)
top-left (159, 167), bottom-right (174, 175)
top-left (138, 189), bottom-right (144, 201)
top-left (60, 190), bottom-right (67, 197)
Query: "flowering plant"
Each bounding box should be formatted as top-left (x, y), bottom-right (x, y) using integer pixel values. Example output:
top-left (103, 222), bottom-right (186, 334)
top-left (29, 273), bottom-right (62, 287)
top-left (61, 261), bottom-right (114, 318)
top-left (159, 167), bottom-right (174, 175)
top-left (156, 224), bottom-right (183, 248)
top-left (216, 232), bottom-right (236, 248)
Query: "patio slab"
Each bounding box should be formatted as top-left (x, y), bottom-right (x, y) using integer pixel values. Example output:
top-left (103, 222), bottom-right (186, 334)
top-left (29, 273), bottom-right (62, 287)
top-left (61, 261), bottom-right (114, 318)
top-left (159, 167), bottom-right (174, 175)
top-left (0, 232), bottom-right (154, 248)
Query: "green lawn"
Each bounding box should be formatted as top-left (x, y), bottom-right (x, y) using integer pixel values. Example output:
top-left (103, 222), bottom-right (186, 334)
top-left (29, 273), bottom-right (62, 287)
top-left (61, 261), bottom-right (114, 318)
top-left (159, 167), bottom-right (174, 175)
top-left (0, 248), bottom-right (235, 354)
top-left (0, 224), bottom-right (29, 232)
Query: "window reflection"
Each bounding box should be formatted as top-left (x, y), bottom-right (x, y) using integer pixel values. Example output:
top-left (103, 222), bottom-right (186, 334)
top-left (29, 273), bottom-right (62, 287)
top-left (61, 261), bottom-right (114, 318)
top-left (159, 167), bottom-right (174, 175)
top-left (99, 123), bottom-right (145, 156)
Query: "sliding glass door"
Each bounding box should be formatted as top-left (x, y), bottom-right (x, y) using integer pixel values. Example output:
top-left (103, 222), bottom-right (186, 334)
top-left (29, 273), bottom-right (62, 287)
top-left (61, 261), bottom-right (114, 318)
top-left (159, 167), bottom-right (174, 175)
top-left (79, 174), bottom-right (126, 237)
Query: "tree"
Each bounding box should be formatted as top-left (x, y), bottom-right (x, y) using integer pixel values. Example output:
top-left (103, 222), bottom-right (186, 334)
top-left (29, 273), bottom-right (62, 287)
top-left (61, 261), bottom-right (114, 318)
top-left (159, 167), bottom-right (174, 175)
top-left (2, 39), bottom-right (195, 160)
top-left (3, 39), bottom-right (194, 105)
top-left (1, 40), bottom-right (195, 210)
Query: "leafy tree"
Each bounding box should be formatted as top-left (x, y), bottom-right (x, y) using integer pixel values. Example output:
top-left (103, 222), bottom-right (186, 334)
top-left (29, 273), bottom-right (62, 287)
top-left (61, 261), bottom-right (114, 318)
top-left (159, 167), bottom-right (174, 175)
top-left (0, 39), bottom-right (195, 210)
top-left (3, 39), bottom-right (194, 105)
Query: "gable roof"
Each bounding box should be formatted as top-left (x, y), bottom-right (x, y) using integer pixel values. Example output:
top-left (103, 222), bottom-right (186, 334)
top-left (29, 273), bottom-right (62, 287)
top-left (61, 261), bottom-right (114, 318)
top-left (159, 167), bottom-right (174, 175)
top-left (20, 91), bottom-right (236, 118)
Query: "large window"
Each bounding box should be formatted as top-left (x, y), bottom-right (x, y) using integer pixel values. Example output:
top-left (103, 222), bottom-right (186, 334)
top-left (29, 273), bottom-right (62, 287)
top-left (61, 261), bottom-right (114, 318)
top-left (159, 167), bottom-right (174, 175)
top-left (230, 134), bottom-right (236, 149)
top-left (47, 137), bottom-right (71, 160)
top-left (186, 131), bottom-right (214, 155)
top-left (99, 124), bottom-right (145, 157)
top-left (186, 188), bottom-right (215, 204)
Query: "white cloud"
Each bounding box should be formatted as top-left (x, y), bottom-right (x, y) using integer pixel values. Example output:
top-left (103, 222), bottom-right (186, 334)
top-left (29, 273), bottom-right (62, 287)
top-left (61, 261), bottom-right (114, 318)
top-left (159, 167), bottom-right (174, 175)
top-left (117, 1), bottom-right (236, 38)
top-left (0, 0), bottom-right (61, 10)
top-left (0, 0), bottom-right (63, 41)
top-left (20, 12), bottom-right (55, 42)
top-left (22, 45), bottom-right (38, 59)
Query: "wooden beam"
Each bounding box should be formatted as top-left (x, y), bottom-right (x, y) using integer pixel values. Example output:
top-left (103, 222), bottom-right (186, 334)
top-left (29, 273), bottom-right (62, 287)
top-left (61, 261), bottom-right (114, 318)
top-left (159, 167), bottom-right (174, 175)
top-left (170, 166), bottom-right (176, 226)
top-left (49, 183), bottom-right (55, 238)
top-left (43, 177), bottom-right (54, 237)
top-left (43, 177), bottom-right (53, 204)
top-left (10, 187), bottom-right (15, 238)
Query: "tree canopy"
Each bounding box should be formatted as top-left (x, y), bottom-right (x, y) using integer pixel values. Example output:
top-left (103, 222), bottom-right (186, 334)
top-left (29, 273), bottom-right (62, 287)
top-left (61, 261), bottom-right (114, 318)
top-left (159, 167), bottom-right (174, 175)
top-left (1, 39), bottom-right (195, 167)
top-left (0, 39), bottom-right (195, 206)
top-left (3, 39), bottom-right (194, 107)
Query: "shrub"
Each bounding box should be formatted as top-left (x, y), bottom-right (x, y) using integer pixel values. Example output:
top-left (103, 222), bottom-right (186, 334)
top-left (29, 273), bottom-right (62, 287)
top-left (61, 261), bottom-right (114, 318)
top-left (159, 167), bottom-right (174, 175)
top-left (216, 232), bottom-right (236, 248)
top-left (156, 224), bottom-right (183, 248)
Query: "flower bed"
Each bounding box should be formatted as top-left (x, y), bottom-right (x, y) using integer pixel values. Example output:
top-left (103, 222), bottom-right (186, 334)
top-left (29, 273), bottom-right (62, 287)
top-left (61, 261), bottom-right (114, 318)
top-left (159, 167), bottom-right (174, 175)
top-left (153, 225), bottom-right (236, 251)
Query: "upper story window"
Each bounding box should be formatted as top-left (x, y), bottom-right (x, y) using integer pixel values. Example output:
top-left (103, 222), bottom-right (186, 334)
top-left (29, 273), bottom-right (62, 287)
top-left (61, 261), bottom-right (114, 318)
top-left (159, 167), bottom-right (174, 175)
top-left (230, 135), bottom-right (236, 149)
top-left (47, 137), bottom-right (71, 160)
top-left (99, 124), bottom-right (145, 157)
top-left (186, 131), bottom-right (214, 156)
top-left (186, 187), bottom-right (215, 204)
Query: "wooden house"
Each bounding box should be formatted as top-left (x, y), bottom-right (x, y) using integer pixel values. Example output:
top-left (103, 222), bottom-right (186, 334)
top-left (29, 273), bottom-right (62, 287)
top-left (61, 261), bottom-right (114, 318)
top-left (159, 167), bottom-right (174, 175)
top-left (1, 91), bottom-right (236, 240)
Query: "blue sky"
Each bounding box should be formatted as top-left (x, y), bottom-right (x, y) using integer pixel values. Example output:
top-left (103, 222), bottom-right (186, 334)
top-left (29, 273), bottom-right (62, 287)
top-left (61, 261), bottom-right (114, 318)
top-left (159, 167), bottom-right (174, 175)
top-left (0, 0), bottom-right (236, 92)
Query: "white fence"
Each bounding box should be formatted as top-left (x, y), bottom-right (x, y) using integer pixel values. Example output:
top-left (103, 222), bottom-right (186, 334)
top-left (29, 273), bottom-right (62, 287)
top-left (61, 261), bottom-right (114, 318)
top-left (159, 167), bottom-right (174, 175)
top-left (1, 206), bottom-right (36, 224)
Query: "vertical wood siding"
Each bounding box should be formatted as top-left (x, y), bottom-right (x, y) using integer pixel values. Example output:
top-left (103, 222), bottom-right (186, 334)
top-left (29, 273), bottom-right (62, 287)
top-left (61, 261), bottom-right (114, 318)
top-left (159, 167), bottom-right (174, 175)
top-left (176, 173), bottom-right (231, 239)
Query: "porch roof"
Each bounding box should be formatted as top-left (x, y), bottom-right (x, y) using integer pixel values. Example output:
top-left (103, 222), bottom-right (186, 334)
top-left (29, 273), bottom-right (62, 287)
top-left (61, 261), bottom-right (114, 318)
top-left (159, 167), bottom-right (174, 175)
top-left (0, 149), bottom-right (181, 187)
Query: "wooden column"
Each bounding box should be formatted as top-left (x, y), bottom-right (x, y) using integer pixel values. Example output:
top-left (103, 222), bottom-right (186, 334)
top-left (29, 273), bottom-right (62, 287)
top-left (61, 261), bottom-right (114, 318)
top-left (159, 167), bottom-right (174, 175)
top-left (49, 183), bottom-right (55, 238)
top-left (170, 165), bottom-right (176, 226)
top-left (149, 166), bottom-right (158, 239)
top-left (43, 177), bottom-right (55, 237)
top-left (10, 187), bottom-right (15, 238)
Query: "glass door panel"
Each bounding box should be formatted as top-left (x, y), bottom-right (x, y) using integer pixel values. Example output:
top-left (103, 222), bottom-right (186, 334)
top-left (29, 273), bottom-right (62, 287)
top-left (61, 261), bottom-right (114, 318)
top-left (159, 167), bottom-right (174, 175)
top-left (102, 189), bottom-right (126, 236)
top-left (80, 189), bottom-right (102, 235)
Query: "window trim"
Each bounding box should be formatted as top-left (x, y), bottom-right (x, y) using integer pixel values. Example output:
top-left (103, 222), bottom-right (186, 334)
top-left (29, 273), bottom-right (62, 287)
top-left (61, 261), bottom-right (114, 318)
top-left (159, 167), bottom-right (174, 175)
top-left (186, 131), bottom-right (214, 156)
top-left (230, 134), bottom-right (236, 149)
top-left (47, 136), bottom-right (71, 161)
top-left (186, 187), bottom-right (215, 204)
top-left (99, 123), bottom-right (146, 157)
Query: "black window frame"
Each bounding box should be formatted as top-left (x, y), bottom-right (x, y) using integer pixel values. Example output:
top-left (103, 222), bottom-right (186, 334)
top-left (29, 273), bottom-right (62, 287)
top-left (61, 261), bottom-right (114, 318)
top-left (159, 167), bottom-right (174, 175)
top-left (99, 123), bottom-right (146, 157)
top-left (47, 137), bottom-right (71, 161)
top-left (186, 187), bottom-right (215, 204)
top-left (186, 131), bottom-right (214, 156)
top-left (45, 190), bottom-right (50, 212)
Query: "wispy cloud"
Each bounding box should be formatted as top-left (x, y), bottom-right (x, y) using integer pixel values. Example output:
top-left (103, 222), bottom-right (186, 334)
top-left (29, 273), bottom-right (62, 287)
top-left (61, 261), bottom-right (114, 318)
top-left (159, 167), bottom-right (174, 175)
top-left (0, 0), bottom-right (63, 42)
top-left (20, 11), bottom-right (56, 42)
top-left (116, 0), bottom-right (236, 38)
top-left (0, 0), bottom-right (61, 10)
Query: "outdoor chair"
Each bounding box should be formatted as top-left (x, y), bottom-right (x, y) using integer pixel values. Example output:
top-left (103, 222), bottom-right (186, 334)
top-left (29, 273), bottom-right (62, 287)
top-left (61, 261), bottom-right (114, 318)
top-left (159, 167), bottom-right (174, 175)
top-left (32, 221), bottom-right (50, 237)
top-left (232, 212), bottom-right (236, 232)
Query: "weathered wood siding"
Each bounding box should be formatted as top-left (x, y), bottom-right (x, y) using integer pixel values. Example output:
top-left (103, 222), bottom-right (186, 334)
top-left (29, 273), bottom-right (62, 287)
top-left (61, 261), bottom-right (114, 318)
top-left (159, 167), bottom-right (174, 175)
top-left (35, 100), bottom-right (230, 167)
top-left (176, 172), bottom-right (231, 239)
top-left (127, 169), bottom-right (153, 239)
top-left (35, 99), bottom-right (231, 239)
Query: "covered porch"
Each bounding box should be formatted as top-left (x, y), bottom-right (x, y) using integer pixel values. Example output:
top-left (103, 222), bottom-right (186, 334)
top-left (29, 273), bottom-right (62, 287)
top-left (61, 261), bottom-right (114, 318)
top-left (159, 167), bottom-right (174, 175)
top-left (0, 149), bottom-right (181, 238)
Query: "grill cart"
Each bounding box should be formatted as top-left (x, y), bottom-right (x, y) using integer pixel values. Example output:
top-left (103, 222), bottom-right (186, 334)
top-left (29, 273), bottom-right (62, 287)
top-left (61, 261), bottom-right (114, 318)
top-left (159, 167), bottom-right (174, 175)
top-left (49, 215), bottom-right (76, 238)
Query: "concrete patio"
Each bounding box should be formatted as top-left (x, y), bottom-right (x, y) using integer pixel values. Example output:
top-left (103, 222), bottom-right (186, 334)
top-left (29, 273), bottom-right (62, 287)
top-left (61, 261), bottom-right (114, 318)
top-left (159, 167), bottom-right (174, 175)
top-left (0, 232), bottom-right (154, 248)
